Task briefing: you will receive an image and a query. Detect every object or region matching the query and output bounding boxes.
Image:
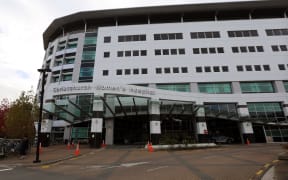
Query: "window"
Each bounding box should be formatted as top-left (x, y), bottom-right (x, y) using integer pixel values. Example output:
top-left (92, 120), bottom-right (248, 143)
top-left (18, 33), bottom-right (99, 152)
top-left (155, 49), bottom-right (161, 55)
top-left (248, 46), bottom-right (256, 52)
top-left (154, 33), bottom-right (183, 40)
top-left (163, 49), bottom-right (169, 55)
top-left (204, 66), bottom-right (211, 72)
top-left (201, 48), bottom-right (208, 54)
top-left (280, 45), bottom-right (288, 51)
top-left (62, 74), bottom-right (72, 81)
top-left (157, 84), bottom-right (190, 92)
top-left (125, 51), bottom-right (131, 57)
top-left (240, 82), bottom-right (274, 93)
top-left (240, 46), bottom-right (247, 53)
top-left (209, 48), bottom-right (216, 54)
top-left (278, 64), bottom-right (286, 70)
top-left (263, 65), bottom-right (270, 71)
top-left (217, 47), bottom-right (224, 53)
top-left (178, 48), bottom-right (185, 55)
top-left (254, 65), bottom-right (261, 71)
top-left (237, 65), bottom-right (244, 71)
top-left (79, 67), bottom-right (93, 77)
top-left (156, 68), bottom-right (162, 74)
top-left (232, 47), bottom-right (239, 53)
top-left (245, 65), bottom-right (252, 71)
top-left (118, 34), bottom-right (146, 42)
top-left (266, 29), bottom-right (288, 36)
top-left (272, 45), bottom-right (279, 52)
top-left (104, 52), bottom-right (110, 58)
top-left (284, 81), bottom-right (288, 92)
top-left (173, 67), bottom-right (179, 73)
top-left (82, 50), bottom-right (96, 60)
top-left (213, 66), bottom-right (220, 72)
top-left (116, 69), bottom-right (122, 75)
top-left (193, 48), bottom-right (200, 54)
top-left (198, 83), bottom-right (232, 94)
top-left (125, 69), bottom-right (131, 75)
top-left (140, 50), bottom-right (147, 56)
top-left (133, 50), bottom-right (139, 56)
top-left (181, 67), bottom-right (188, 73)
top-left (84, 36), bottom-right (97, 45)
top-left (141, 68), bottom-right (148, 74)
top-left (171, 49), bottom-right (177, 55)
top-left (227, 30), bottom-right (258, 37)
top-left (104, 36), bottom-right (111, 43)
top-left (117, 51), bottom-right (124, 57)
top-left (190, 31), bottom-right (220, 39)
top-left (196, 67), bottom-right (202, 73)
top-left (133, 69), bottom-right (139, 75)
top-left (222, 66), bottom-right (229, 72)
top-left (256, 46), bottom-right (264, 52)
top-left (164, 68), bottom-right (171, 74)
top-left (247, 102), bottom-right (284, 119)
top-left (103, 70), bottom-right (109, 76)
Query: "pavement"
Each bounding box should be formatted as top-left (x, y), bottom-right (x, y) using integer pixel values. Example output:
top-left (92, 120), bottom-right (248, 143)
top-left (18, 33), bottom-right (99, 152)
top-left (0, 143), bottom-right (287, 179)
top-left (0, 144), bottom-right (95, 167)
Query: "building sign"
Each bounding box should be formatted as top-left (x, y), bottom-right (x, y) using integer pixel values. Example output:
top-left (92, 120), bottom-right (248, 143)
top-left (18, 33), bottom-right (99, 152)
top-left (40, 119), bottom-right (53, 133)
top-left (150, 121), bottom-right (161, 134)
top-left (240, 122), bottom-right (254, 134)
top-left (91, 118), bottom-right (103, 133)
top-left (52, 85), bottom-right (156, 96)
top-left (196, 122), bottom-right (208, 134)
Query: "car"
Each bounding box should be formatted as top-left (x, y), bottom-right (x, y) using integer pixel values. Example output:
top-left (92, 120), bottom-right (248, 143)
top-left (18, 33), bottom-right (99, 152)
top-left (211, 135), bottom-right (234, 144)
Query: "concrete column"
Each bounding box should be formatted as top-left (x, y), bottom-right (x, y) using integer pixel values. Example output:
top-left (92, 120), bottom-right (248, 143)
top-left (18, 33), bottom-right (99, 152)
top-left (274, 81), bottom-right (286, 93)
top-left (283, 103), bottom-right (288, 118)
top-left (104, 96), bottom-right (116, 145)
top-left (237, 103), bottom-right (255, 143)
top-left (90, 95), bottom-right (104, 148)
top-left (232, 81), bottom-right (241, 94)
top-left (195, 104), bottom-right (209, 143)
top-left (149, 99), bottom-right (161, 144)
top-left (190, 82), bottom-right (198, 93)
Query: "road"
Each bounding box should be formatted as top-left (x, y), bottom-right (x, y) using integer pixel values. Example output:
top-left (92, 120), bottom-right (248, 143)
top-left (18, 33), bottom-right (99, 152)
top-left (0, 144), bottom-right (285, 180)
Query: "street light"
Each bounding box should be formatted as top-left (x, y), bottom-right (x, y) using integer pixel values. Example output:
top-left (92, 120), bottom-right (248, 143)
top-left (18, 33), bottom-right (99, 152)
top-left (33, 68), bottom-right (51, 163)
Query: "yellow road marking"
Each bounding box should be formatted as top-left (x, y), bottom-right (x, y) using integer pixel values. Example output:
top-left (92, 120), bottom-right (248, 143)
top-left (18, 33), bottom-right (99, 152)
top-left (70, 157), bottom-right (79, 160)
top-left (264, 163), bottom-right (270, 168)
top-left (256, 170), bottom-right (263, 175)
top-left (41, 165), bottom-right (50, 169)
top-left (272, 160), bottom-right (279, 163)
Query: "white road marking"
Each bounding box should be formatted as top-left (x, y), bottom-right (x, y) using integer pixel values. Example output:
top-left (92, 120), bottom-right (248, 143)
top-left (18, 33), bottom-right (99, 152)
top-left (121, 162), bottom-right (149, 167)
top-left (0, 168), bottom-right (13, 172)
top-left (147, 166), bottom-right (168, 172)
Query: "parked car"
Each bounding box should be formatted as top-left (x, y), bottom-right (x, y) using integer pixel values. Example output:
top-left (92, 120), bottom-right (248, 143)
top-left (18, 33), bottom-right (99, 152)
top-left (211, 135), bottom-right (234, 144)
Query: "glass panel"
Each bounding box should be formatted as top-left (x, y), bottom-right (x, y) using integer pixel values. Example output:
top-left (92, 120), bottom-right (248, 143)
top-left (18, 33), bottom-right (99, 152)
top-left (198, 83), bottom-right (232, 94)
top-left (82, 51), bottom-right (95, 60)
top-left (240, 82), bottom-right (274, 93)
top-left (79, 67), bottom-right (94, 77)
top-left (84, 37), bottom-right (97, 45)
top-left (284, 81), bottom-right (288, 92)
top-left (156, 84), bottom-right (190, 92)
top-left (247, 102), bottom-right (283, 119)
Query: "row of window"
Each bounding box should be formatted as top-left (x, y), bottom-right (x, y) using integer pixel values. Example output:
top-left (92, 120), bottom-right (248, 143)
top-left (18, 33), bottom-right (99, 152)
top-left (101, 64), bottom-right (287, 76)
top-left (155, 48), bottom-right (185, 55)
top-left (266, 29), bottom-right (288, 36)
top-left (118, 34), bottom-right (146, 42)
top-left (117, 50), bottom-right (147, 57)
top-left (271, 45), bottom-right (288, 52)
top-left (232, 46), bottom-right (264, 53)
top-left (190, 31), bottom-right (220, 39)
top-left (193, 47), bottom-right (224, 54)
top-left (227, 30), bottom-right (258, 37)
top-left (114, 68), bottom-right (148, 76)
top-left (154, 33), bottom-right (183, 40)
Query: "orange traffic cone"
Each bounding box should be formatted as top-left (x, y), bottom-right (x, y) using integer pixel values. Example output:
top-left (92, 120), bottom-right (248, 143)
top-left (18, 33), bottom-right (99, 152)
top-left (74, 143), bottom-right (80, 156)
top-left (101, 140), bottom-right (106, 148)
top-left (67, 143), bottom-right (71, 150)
top-left (148, 142), bottom-right (154, 152)
top-left (246, 138), bottom-right (250, 145)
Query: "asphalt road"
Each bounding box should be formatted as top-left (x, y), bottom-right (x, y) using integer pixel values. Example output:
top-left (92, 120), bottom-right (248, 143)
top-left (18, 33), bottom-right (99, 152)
top-left (0, 144), bottom-right (285, 180)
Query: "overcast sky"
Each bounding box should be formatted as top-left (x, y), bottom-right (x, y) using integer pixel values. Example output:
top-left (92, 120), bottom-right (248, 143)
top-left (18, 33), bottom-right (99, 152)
top-left (0, 0), bottom-right (252, 101)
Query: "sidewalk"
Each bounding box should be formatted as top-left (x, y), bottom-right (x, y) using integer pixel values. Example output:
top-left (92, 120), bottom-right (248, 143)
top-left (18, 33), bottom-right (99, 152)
top-left (0, 144), bottom-right (93, 167)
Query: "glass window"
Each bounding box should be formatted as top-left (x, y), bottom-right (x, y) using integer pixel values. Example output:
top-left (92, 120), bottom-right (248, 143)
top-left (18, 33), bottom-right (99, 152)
top-left (237, 65), bottom-right (244, 72)
top-left (280, 45), bottom-right (287, 51)
top-left (170, 49), bottom-right (177, 55)
top-left (155, 49), bottom-right (161, 56)
top-left (240, 46), bottom-right (247, 53)
top-left (82, 51), bottom-right (95, 60)
top-left (154, 34), bottom-right (160, 40)
top-left (62, 74), bottom-right (72, 81)
top-left (271, 45), bottom-right (279, 52)
top-left (157, 83), bottom-right (190, 92)
top-left (125, 69), bottom-right (131, 75)
top-left (118, 51), bottom-right (125, 58)
top-left (198, 83), bottom-right (232, 94)
top-left (116, 69), bottom-right (122, 75)
top-left (164, 68), bottom-right (170, 74)
top-left (176, 33), bottom-right (183, 39)
top-left (254, 65), bottom-right (261, 71)
top-left (196, 67), bottom-right (202, 73)
top-left (163, 49), bottom-right (169, 55)
top-left (248, 46), bottom-right (256, 52)
top-left (245, 65), bottom-right (252, 71)
top-left (156, 68), bottom-right (162, 74)
top-left (173, 67), bottom-right (179, 73)
top-left (79, 67), bottom-right (93, 77)
top-left (193, 48), bottom-right (200, 54)
top-left (181, 67), bottom-right (188, 73)
top-left (256, 46), bottom-right (264, 52)
top-left (278, 64), bottom-right (286, 70)
top-left (204, 66), bottom-right (211, 72)
top-left (140, 50), bottom-right (147, 56)
top-left (283, 81), bottom-right (288, 92)
top-left (201, 48), bottom-right (208, 54)
top-left (213, 66), bottom-right (220, 72)
top-left (104, 36), bottom-right (111, 43)
top-left (209, 48), bottom-right (216, 54)
top-left (103, 70), bottom-right (109, 76)
top-left (125, 51), bottom-right (131, 57)
top-left (263, 65), bottom-right (270, 71)
top-left (141, 68), bottom-right (147, 74)
top-left (133, 69), bottom-right (139, 75)
top-left (104, 52), bottom-right (110, 58)
top-left (133, 50), bottom-right (139, 56)
top-left (240, 82), bottom-right (274, 93)
top-left (247, 102), bottom-right (284, 119)
top-left (178, 48), bottom-right (185, 55)
top-left (222, 66), bottom-right (229, 72)
top-left (84, 36), bottom-right (97, 45)
top-left (232, 47), bottom-right (239, 53)
top-left (190, 32), bottom-right (197, 39)
top-left (217, 47), bottom-right (224, 53)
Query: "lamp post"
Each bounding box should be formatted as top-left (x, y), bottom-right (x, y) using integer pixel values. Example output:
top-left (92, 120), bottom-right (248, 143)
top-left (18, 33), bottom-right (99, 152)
top-left (33, 68), bottom-right (51, 163)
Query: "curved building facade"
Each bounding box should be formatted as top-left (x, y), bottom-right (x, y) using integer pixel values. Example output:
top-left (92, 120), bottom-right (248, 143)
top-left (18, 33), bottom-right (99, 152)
top-left (38, 0), bottom-right (288, 146)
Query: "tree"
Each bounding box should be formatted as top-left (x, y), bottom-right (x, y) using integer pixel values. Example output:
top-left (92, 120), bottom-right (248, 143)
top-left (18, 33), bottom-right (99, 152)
top-left (0, 98), bottom-right (9, 137)
top-left (5, 90), bottom-right (38, 140)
